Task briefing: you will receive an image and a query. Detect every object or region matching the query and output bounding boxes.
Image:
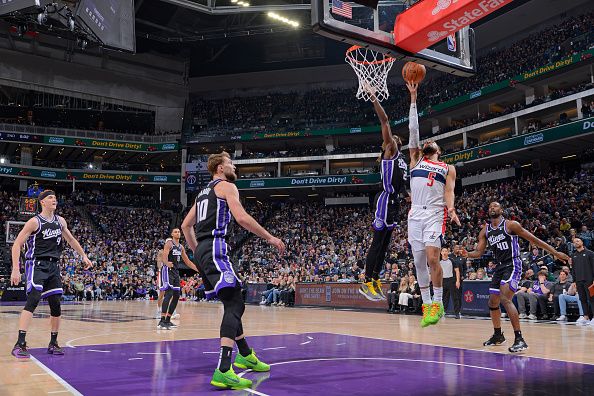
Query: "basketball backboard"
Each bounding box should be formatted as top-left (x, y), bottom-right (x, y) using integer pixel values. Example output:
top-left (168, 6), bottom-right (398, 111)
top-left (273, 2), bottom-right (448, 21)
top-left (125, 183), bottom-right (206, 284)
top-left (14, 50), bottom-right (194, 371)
top-left (311, 0), bottom-right (477, 76)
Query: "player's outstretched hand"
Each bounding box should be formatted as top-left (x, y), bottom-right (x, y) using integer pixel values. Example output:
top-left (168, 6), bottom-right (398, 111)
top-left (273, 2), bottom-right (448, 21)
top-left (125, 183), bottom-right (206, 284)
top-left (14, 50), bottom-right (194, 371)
top-left (362, 81), bottom-right (378, 101)
top-left (553, 251), bottom-right (570, 263)
top-left (459, 248), bottom-right (469, 258)
top-left (10, 268), bottom-right (21, 286)
top-left (406, 82), bottom-right (418, 93)
top-left (83, 256), bottom-right (94, 271)
top-left (449, 208), bottom-right (461, 226)
top-left (406, 82), bottom-right (418, 103)
top-left (268, 236), bottom-right (286, 255)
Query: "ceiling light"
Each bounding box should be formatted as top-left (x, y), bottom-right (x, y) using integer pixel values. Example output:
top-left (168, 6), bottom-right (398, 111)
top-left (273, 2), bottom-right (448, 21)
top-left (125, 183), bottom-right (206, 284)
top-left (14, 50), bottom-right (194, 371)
top-left (562, 154), bottom-right (576, 159)
top-left (267, 12), bottom-right (299, 27)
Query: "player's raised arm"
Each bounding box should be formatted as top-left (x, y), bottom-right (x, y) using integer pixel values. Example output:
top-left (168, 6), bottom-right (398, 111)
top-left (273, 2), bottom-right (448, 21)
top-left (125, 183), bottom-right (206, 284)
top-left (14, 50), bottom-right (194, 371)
top-left (57, 216), bottom-right (92, 269)
top-left (219, 182), bottom-right (285, 255)
top-left (406, 82), bottom-right (422, 167)
top-left (462, 225), bottom-right (487, 259)
top-left (445, 165), bottom-right (460, 226)
top-left (506, 221), bottom-right (570, 263)
top-left (10, 218), bottom-right (39, 285)
top-left (364, 83), bottom-right (397, 159)
top-left (181, 204), bottom-right (198, 253)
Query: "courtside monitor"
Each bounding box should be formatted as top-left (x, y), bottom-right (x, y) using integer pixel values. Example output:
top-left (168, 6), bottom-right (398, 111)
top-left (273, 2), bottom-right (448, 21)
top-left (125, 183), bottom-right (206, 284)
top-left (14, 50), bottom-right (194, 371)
top-left (312, 0), bottom-right (478, 76)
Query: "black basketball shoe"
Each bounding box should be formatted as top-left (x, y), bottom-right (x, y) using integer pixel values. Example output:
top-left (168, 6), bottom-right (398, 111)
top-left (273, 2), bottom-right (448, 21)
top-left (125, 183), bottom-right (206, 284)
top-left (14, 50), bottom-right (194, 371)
top-left (483, 332), bottom-right (506, 346)
top-left (47, 343), bottom-right (65, 355)
top-left (157, 320), bottom-right (171, 330)
top-left (508, 337), bottom-right (528, 353)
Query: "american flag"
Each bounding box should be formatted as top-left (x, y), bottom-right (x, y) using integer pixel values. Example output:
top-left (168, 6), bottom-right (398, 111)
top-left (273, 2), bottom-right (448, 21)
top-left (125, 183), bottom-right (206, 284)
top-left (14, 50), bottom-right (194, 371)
top-left (331, 0), bottom-right (352, 19)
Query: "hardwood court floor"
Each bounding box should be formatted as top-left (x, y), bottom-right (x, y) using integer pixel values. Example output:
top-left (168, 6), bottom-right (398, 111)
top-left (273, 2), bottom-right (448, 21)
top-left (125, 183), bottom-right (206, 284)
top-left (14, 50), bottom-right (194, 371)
top-left (1, 300), bottom-right (593, 395)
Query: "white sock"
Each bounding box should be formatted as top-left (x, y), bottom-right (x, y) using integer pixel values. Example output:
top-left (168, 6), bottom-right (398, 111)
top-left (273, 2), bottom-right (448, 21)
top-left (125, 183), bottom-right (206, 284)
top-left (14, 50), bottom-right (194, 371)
top-left (421, 288), bottom-right (432, 305)
top-left (433, 287), bottom-right (443, 303)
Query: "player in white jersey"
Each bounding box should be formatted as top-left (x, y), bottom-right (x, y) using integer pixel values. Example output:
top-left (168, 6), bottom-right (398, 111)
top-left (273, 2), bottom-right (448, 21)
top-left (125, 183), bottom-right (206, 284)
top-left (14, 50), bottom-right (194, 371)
top-left (406, 82), bottom-right (460, 328)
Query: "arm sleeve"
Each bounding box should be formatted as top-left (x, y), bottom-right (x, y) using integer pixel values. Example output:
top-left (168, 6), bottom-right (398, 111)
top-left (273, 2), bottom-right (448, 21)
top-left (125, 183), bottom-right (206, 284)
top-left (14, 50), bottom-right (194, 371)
top-left (408, 103), bottom-right (420, 149)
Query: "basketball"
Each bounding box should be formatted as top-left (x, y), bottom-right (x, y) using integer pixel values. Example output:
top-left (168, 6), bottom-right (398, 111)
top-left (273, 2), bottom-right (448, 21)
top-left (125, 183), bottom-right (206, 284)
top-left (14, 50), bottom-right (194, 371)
top-left (402, 62), bottom-right (426, 84)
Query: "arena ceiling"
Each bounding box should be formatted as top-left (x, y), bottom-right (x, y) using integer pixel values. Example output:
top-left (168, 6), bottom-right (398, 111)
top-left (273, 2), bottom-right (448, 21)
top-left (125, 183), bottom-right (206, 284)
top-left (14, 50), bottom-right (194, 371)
top-left (134, 0), bottom-right (570, 77)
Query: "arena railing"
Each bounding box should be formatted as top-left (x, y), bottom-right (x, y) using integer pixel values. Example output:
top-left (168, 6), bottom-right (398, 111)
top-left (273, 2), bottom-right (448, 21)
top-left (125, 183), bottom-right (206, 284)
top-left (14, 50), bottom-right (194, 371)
top-left (0, 123), bottom-right (180, 144)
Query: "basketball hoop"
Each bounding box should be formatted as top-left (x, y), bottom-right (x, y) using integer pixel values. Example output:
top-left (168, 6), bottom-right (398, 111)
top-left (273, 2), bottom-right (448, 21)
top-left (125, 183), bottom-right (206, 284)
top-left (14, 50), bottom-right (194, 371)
top-left (345, 45), bottom-right (395, 102)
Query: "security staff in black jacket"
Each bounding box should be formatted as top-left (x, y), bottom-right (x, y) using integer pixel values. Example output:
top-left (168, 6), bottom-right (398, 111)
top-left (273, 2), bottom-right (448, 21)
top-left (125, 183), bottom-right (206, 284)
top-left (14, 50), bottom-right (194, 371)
top-left (570, 238), bottom-right (594, 320)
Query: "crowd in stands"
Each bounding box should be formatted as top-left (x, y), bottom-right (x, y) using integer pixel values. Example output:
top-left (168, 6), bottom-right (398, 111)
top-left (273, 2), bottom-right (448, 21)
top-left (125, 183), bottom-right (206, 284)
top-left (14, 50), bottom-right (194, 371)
top-left (192, 12), bottom-right (594, 137)
top-left (2, 158), bottom-right (593, 321)
top-left (240, 165), bottom-right (594, 319)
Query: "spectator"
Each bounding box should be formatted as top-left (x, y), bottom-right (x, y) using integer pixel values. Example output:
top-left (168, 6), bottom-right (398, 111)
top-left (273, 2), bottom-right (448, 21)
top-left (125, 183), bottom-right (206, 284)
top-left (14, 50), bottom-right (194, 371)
top-left (557, 280), bottom-right (586, 322)
top-left (517, 270), bottom-right (553, 320)
top-left (549, 269), bottom-right (571, 320)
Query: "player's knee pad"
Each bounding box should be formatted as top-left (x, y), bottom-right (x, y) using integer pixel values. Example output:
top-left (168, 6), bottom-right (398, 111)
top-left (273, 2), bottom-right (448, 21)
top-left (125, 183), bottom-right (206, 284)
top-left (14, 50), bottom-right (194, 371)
top-left (24, 290), bottom-right (42, 313)
top-left (412, 250), bottom-right (430, 288)
top-left (219, 286), bottom-right (245, 339)
top-left (236, 323), bottom-right (244, 338)
top-left (47, 294), bottom-right (61, 317)
top-left (488, 305), bottom-right (500, 311)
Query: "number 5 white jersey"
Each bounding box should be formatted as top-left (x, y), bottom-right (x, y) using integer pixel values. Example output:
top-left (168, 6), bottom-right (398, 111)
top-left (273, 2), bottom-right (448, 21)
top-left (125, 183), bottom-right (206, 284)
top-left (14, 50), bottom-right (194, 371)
top-left (407, 157), bottom-right (449, 251)
top-left (409, 158), bottom-right (449, 208)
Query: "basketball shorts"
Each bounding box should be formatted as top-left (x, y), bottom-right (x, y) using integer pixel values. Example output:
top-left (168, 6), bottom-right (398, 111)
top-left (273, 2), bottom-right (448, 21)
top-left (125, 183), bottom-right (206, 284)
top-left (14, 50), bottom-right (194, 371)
top-left (489, 260), bottom-right (522, 294)
top-left (372, 191), bottom-right (400, 231)
top-left (159, 267), bottom-right (180, 291)
top-left (25, 258), bottom-right (63, 298)
top-left (407, 206), bottom-right (447, 251)
top-left (195, 237), bottom-right (241, 299)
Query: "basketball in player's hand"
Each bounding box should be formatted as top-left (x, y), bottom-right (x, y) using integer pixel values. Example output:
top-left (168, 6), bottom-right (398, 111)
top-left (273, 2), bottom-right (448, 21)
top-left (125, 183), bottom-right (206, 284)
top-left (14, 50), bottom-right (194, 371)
top-left (402, 62), bottom-right (426, 84)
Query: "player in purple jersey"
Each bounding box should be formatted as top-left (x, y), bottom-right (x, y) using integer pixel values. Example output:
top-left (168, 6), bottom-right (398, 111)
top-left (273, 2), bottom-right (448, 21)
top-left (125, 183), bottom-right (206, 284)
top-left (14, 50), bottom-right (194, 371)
top-left (462, 202), bottom-right (569, 352)
top-left (10, 190), bottom-right (92, 358)
top-left (182, 151), bottom-right (285, 390)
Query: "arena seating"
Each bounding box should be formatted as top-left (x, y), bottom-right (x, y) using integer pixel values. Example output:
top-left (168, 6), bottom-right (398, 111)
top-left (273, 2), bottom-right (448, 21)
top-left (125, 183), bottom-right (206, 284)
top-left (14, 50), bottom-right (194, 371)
top-left (191, 12), bottom-right (594, 138)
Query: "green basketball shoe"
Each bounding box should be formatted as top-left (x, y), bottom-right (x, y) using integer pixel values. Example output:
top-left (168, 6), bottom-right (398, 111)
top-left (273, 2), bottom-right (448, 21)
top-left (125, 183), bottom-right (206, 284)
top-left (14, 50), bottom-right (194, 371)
top-left (425, 302), bottom-right (445, 326)
top-left (234, 349), bottom-right (270, 372)
top-left (420, 303), bottom-right (432, 328)
top-left (210, 367), bottom-right (252, 390)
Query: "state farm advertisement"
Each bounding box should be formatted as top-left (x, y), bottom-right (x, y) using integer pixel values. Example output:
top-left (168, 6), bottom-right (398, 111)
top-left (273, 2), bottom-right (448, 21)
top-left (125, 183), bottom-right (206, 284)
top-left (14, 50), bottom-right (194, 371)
top-left (395, 0), bottom-right (514, 53)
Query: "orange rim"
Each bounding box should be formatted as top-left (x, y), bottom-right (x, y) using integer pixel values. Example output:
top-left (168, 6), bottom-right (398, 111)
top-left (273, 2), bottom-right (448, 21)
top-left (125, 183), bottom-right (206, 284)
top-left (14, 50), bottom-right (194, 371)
top-left (346, 45), bottom-right (395, 66)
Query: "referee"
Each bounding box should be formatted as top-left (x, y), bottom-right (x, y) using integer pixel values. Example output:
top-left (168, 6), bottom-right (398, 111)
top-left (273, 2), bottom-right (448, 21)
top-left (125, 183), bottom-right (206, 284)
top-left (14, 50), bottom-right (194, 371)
top-left (570, 238), bottom-right (594, 325)
top-left (451, 245), bottom-right (464, 319)
top-left (440, 248), bottom-right (455, 316)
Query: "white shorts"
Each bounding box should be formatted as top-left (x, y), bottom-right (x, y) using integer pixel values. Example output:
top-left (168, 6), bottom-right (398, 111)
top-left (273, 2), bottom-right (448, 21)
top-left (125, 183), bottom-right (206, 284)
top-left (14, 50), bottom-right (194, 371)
top-left (408, 206), bottom-right (447, 252)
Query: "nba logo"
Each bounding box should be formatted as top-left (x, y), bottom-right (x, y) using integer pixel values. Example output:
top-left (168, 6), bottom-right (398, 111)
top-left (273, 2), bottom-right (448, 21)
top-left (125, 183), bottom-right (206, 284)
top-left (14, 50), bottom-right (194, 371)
top-left (447, 34), bottom-right (456, 52)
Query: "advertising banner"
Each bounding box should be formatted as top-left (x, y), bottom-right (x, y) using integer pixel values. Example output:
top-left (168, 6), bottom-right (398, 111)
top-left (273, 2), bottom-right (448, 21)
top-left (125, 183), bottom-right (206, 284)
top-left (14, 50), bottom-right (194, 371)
top-left (0, 131), bottom-right (178, 152)
top-left (295, 283), bottom-right (390, 309)
top-left (0, 165), bottom-right (180, 185)
top-left (395, 0), bottom-right (513, 53)
top-left (441, 117), bottom-right (594, 165)
top-left (460, 280), bottom-right (490, 315)
top-left (235, 173), bottom-right (381, 190)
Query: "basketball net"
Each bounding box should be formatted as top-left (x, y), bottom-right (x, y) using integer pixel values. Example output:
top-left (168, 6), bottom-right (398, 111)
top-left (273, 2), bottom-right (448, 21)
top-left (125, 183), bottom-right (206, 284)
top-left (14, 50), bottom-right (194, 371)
top-left (345, 45), bottom-right (395, 102)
